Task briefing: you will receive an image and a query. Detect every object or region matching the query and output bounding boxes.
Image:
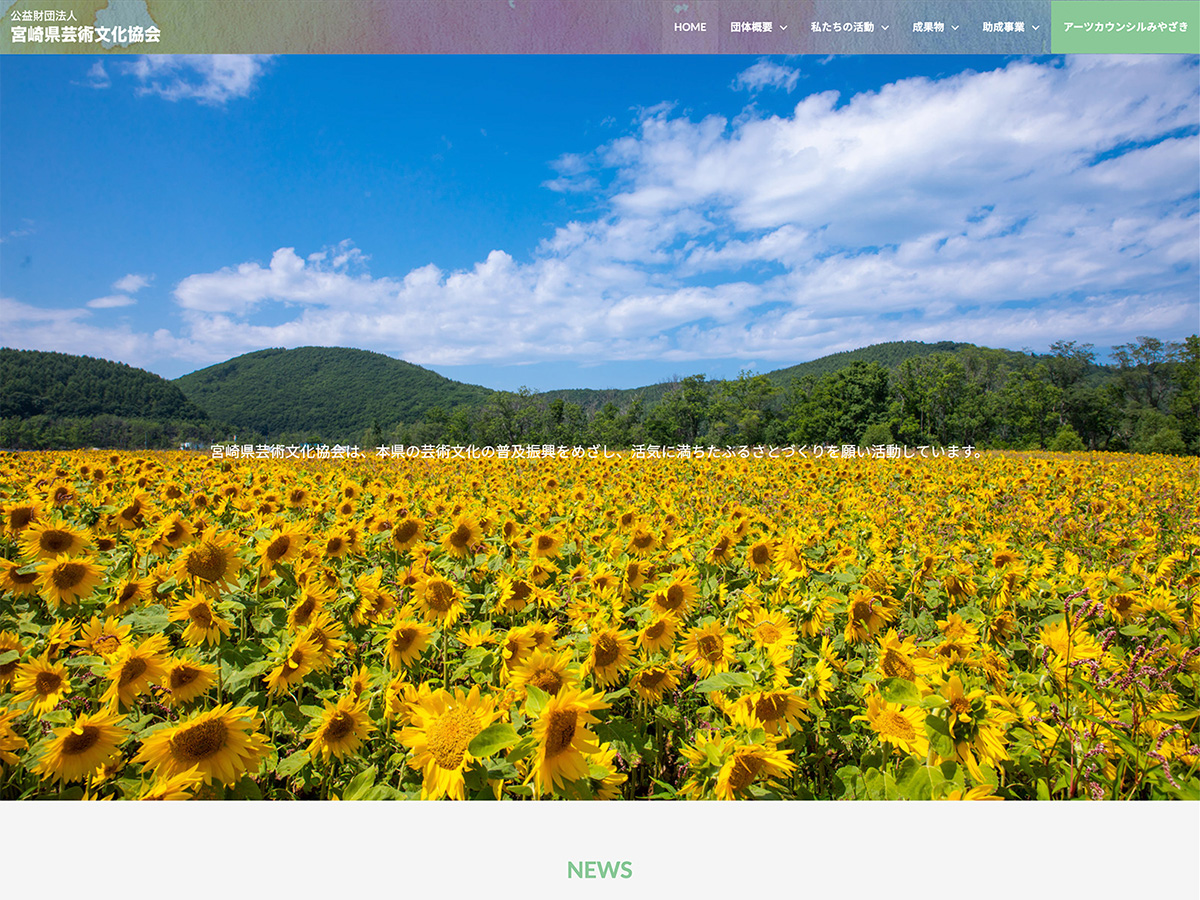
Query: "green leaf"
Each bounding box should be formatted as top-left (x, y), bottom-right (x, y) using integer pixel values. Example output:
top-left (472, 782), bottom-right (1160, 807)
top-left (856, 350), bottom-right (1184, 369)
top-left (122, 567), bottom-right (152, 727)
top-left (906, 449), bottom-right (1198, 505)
top-left (343, 765), bottom-right (377, 800)
top-left (524, 684), bottom-right (549, 716)
top-left (0, 650), bottom-right (18, 665)
top-left (925, 714), bottom-right (955, 759)
top-left (468, 722), bottom-right (520, 758)
top-left (362, 784), bottom-right (403, 800)
top-left (229, 778), bottom-right (262, 800)
top-left (693, 671), bottom-right (754, 692)
top-left (1150, 708), bottom-right (1199, 723)
top-left (300, 705), bottom-right (325, 720)
top-left (878, 677), bottom-right (922, 706)
top-left (899, 764), bottom-right (946, 800)
top-left (275, 750), bottom-right (310, 778)
top-left (121, 604), bottom-right (169, 634)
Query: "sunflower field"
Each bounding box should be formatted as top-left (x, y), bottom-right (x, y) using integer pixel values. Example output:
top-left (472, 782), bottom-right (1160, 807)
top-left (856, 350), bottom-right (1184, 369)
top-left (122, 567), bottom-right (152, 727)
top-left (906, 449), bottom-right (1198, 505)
top-left (0, 449), bottom-right (1197, 801)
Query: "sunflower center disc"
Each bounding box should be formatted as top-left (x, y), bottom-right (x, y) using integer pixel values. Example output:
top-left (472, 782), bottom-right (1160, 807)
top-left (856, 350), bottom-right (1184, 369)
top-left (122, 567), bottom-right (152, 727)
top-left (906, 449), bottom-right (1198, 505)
top-left (171, 718), bottom-right (229, 761)
top-left (545, 708), bottom-right (577, 757)
top-left (62, 725), bottom-right (100, 756)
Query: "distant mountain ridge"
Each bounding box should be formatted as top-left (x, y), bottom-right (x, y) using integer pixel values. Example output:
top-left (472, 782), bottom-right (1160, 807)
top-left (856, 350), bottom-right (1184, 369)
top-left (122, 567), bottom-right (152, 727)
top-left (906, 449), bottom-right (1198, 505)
top-left (173, 346), bottom-right (494, 440)
top-left (0, 348), bottom-right (210, 422)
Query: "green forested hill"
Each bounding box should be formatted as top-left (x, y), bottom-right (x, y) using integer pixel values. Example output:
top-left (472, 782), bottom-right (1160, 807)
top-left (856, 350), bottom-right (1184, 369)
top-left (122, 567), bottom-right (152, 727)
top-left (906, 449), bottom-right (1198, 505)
top-left (763, 340), bottom-right (1005, 384)
top-left (0, 348), bottom-right (210, 421)
top-left (173, 346), bottom-right (494, 440)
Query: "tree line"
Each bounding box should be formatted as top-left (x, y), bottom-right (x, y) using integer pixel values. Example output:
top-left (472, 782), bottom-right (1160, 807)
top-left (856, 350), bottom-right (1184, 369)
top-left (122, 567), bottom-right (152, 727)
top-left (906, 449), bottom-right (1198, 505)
top-left (2, 337), bottom-right (1195, 454)
top-left (370, 336), bottom-right (1197, 456)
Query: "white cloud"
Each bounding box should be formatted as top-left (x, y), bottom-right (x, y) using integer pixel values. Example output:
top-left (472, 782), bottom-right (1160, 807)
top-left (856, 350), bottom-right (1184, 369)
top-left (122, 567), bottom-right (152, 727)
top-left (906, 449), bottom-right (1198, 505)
top-left (87, 295), bottom-right (138, 309)
top-left (112, 273), bottom-right (151, 293)
top-left (733, 59), bottom-right (801, 93)
top-left (81, 60), bottom-right (110, 89)
top-left (18, 57), bottom-right (1199, 376)
top-left (125, 55), bottom-right (273, 106)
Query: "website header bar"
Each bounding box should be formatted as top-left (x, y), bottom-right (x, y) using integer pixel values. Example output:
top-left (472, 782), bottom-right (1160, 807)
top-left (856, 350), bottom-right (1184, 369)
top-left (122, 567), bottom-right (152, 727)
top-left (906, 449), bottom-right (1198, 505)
top-left (1, 1), bottom-right (1196, 54)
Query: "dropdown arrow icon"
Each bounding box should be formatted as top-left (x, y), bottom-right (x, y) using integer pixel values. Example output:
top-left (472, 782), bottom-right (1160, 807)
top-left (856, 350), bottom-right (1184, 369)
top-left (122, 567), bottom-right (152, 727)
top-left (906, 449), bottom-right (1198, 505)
top-left (1032, 25), bottom-right (1040, 30)
top-left (951, 25), bottom-right (958, 30)
top-left (881, 25), bottom-right (889, 30)
top-left (780, 24), bottom-right (787, 30)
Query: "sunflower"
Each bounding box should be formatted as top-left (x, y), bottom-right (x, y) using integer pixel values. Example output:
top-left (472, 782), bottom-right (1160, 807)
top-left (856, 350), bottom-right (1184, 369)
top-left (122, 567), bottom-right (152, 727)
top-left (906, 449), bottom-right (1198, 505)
top-left (160, 656), bottom-right (218, 705)
top-left (134, 704), bottom-right (270, 785)
top-left (494, 573), bottom-right (536, 614)
top-left (649, 571), bottom-right (699, 618)
top-left (747, 609), bottom-right (798, 650)
top-left (101, 636), bottom-right (170, 710)
top-left (583, 626), bottom-right (634, 687)
top-left (733, 689), bottom-right (809, 736)
top-left (305, 695), bottom-right (375, 763)
top-left (103, 576), bottom-right (151, 616)
top-left (169, 594), bottom-right (233, 647)
top-left (113, 491), bottom-right (153, 529)
top-left (937, 612), bottom-right (981, 647)
top-left (531, 623), bottom-right (562, 652)
top-left (705, 530), bottom-right (737, 565)
top-left (861, 695), bottom-right (928, 758)
top-left (138, 768), bottom-right (206, 800)
top-left (623, 559), bottom-right (650, 592)
top-left (31, 709), bottom-right (127, 784)
top-left (174, 528), bottom-right (242, 593)
top-left (875, 630), bottom-right (933, 682)
top-left (530, 686), bottom-right (609, 796)
top-left (384, 619), bottom-right (434, 671)
top-left (258, 527), bottom-right (307, 573)
top-left (509, 648), bottom-right (576, 698)
top-left (714, 740), bottom-right (796, 800)
top-left (627, 526), bottom-right (659, 557)
top-left (940, 674), bottom-right (1015, 782)
top-left (13, 653), bottom-right (72, 715)
top-left (45, 480), bottom-right (76, 508)
top-left (344, 665), bottom-right (374, 701)
top-left (529, 529), bottom-right (564, 560)
top-left (397, 685), bottom-right (499, 800)
top-left (3, 500), bottom-right (41, 535)
top-left (638, 614), bottom-right (678, 655)
top-left (629, 660), bottom-right (681, 704)
top-left (37, 554), bottom-right (104, 610)
top-left (843, 590), bottom-right (896, 644)
top-left (499, 625), bottom-right (538, 680)
top-left (287, 587), bottom-right (328, 631)
top-left (0, 631), bottom-right (26, 689)
top-left (588, 742), bottom-right (628, 800)
top-left (75, 616), bottom-right (133, 659)
top-left (299, 610), bottom-right (346, 668)
top-left (21, 520), bottom-right (90, 560)
top-left (147, 513), bottom-right (194, 555)
top-left (0, 558), bottom-right (40, 597)
top-left (680, 621), bottom-right (738, 679)
top-left (799, 656), bottom-right (834, 705)
top-left (417, 574), bottom-right (464, 628)
top-left (265, 636), bottom-right (323, 696)
top-left (796, 593), bottom-right (833, 638)
top-left (441, 514), bottom-right (483, 559)
top-left (391, 516), bottom-right (426, 552)
top-left (0, 710), bottom-right (27, 773)
top-left (44, 620), bottom-right (77, 659)
top-left (456, 624), bottom-right (493, 648)
top-left (745, 539), bottom-right (774, 576)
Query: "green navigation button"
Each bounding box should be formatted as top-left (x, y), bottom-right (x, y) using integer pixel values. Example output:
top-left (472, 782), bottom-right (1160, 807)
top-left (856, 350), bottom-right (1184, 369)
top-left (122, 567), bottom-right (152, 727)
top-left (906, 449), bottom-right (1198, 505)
top-left (1052, 1), bottom-right (1199, 53)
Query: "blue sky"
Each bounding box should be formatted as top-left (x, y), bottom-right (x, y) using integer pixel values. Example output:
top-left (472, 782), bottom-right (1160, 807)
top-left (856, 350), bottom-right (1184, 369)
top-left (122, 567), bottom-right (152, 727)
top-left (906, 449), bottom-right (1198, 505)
top-left (1, 53), bottom-right (1197, 391)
